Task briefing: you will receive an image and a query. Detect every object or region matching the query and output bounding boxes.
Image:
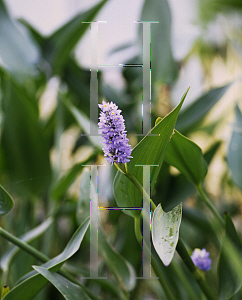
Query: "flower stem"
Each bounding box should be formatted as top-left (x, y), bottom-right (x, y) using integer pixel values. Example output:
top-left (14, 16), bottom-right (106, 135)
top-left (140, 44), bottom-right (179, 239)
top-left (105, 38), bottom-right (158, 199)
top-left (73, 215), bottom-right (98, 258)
top-left (196, 183), bottom-right (224, 226)
top-left (124, 169), bottom-right (217, 300)
top-left (133, 217), bottom-right (177, 300)
top-left (176, 239), bottom-right (217, 300)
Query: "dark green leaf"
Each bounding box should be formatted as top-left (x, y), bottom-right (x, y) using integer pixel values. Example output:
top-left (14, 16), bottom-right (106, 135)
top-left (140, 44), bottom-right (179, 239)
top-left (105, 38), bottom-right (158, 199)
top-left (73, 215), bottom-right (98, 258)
top-left (218, 213), bottom-right (242, 300)
top-left (151, 203), bottom-right (182, 266)
top-left (0, 185), bottom-right (14, 216)
top-left (113, 88), bottom-right (189, 218)
top-left (33, 266), bottom-right (91, 300)
top-left (139, 0), bottom-right (178, 84)
top-left (228, 104), bottom-right (242, 191)
top-left (43, 0), bottom-right (108, 74)
top-left (1, 79), bottom-right (52, 195)
top-left (176, 84), bottom-right (231, 133)
top-left (165, 130), bottom-right (207, 186)
top-left (2, 218), bottom-right (90, 300)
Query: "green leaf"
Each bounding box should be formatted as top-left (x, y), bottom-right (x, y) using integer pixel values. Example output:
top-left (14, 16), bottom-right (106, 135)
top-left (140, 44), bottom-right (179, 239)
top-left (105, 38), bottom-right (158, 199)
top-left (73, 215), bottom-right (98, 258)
top-left (1, 218), bottom-right (53, 273)
top-left (176, 84), bottom-right (231, 133)
top-left (2, 218), bottom-right (90, 300)
top-left (76, 168), bottom-right (92, 224)
top-left (0, 185), bottom-right (14, 216)
top-left (33, 266), bottom-right (91, 300)
top-left (165, 130), bottom-right (208, 186)
top-left (43, 0), bottom-right (108, 74)
top-left (151, 203), bottom-right (182, 266)
top-left (113, 88), bottom-right (189, 218)
top-left (139, 0), bottom-right (178, 84)
top-left (218, 213), bottom-right (242, 300)
top-left (98, 226), bottom-right (136, 292)
top-left (1, 79), bottom-right (52, 195)
top-left (0, 0), bottom-right (39, 80)
top-left (228, 104), bottom-right (242, 191)
top-left (51, 150), bottom-right (99, 200)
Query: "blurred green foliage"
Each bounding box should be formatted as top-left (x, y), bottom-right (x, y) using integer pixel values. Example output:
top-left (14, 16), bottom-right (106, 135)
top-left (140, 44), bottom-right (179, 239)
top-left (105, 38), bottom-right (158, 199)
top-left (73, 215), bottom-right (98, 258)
top-left (0, 0), bottom-right (242, 299)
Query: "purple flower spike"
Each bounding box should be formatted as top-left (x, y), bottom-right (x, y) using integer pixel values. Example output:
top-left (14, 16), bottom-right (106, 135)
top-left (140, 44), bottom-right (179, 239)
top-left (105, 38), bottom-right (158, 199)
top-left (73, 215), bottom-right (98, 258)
top-left (98, 100), bottom-right (132, 165)
top-left (191, 248), bottom-right (212, 271)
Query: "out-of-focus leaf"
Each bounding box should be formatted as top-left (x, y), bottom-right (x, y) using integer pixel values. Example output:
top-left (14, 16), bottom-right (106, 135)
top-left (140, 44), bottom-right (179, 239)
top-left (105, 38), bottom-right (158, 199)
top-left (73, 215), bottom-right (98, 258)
top-left (228, 104), bottom-right (242, 191)
top-left (2, 218), bottom-right (90, 300)
top-left (113, 88), bottom-right (188, 218)
top-left (43, 0), bottom-right (108, 74)
top-left (64, 100), bottom-right (102, 149)
top-left (139, 0), bottom-right (178, 84)
top-left (165, 130), bottom-right (207, 186)
top-left (98, 226), bottom-right (136, 292)
top-left (176, 84), bottom-right (230, 133)
top-left (0, 185), bottom-right (14, 216)
top-left (1, 218), bottom-right (53, 272)
top-left (51, 150), bottom-right (100, 200)
top-left (1, 79), bottom-right (51, 195)
top-left (18, 18), bottom-right (45, 48)
top-left (76, 167), bottom-right (91, 224)
top-left (151, 203), bottom-right (182, 266)
top-left (33, 266), bottom-right (91, 300)
top-left (0, 0), bottom-right (39, 80)
top-left (218, 213), bottom-right (242, 300)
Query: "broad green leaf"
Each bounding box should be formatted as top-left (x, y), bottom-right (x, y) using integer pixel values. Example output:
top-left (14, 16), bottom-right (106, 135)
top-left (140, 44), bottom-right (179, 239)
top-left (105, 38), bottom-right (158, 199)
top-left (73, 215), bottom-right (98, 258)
top-left (0, 0), bottom-right (39, 80)
top-left (43, 0), bottom-right (108, 74)
top-left (218, 213), bottom-right (242, 300)
top-left (64, 100), bottom-right (102, 149)
top-left (113, 88), bottom-right (188, 218)
top-left (2, 218), bottom-right (90, 300)
top-left (1, 79), bottom-right (51, 195)
top-left (165, 130), bottom-right (207, 186)
top-left (1, 218), bottom-right (53, 272)
top-left (0, 185), bottom-right (14, 216)
top-left (228, 104), bottom-right (242, 191)
top-left (151, 203), bottom-right (182, 266)
top-left (51, 150), bottom-right (99, 200)
top-left (33, 266), bottom-right (91, 300)
top-left (98, 226), bottom-right (136, 292)
top-left (176, 84), bottom-right (230, 133)
top-left (139, 0), bottom-right (178, 84)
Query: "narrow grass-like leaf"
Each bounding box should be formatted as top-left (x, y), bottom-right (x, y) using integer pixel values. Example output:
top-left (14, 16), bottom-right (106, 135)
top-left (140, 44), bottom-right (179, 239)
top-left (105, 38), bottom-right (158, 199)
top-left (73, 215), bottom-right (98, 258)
top-left (1, 218), bottom-right (53, 273)
top-left (228, 104), bottom-right (242, 191)
top-left (113, 88), bottom-right (189, 218)
top-left (33, 266), bottom-right (91, 300)
top-left (165, 130), bottom-right (207, 186)
top-left (2, 218), bottom-right (90, 300)
top-left (152, 203), bottom-right (182, 266)
top-left (218, 213), bottom-right (242, 300)
top-left (176, 84), bottom-right (230, 133)
top-left (0, 185), bottom-right (14, 216)
top-left (0, 0), bottom-right (39, 80)
top-left (98, 226), bottom-right (136, 292)
top-left (43, 0), bottom-right (107, 74)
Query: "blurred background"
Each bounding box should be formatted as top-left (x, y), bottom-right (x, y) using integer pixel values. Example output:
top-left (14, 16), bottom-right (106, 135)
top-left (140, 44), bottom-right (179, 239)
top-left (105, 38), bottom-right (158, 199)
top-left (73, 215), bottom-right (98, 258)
top-left (0, 0), bottom-right (242, 299)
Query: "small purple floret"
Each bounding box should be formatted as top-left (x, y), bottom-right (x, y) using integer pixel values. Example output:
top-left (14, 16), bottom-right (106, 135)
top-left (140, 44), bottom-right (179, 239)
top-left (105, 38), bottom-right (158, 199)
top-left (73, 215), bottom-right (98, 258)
top-left (98, 100), bottom-right (132, 165)
top-left (191, 248), bottom-right (212, 271)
